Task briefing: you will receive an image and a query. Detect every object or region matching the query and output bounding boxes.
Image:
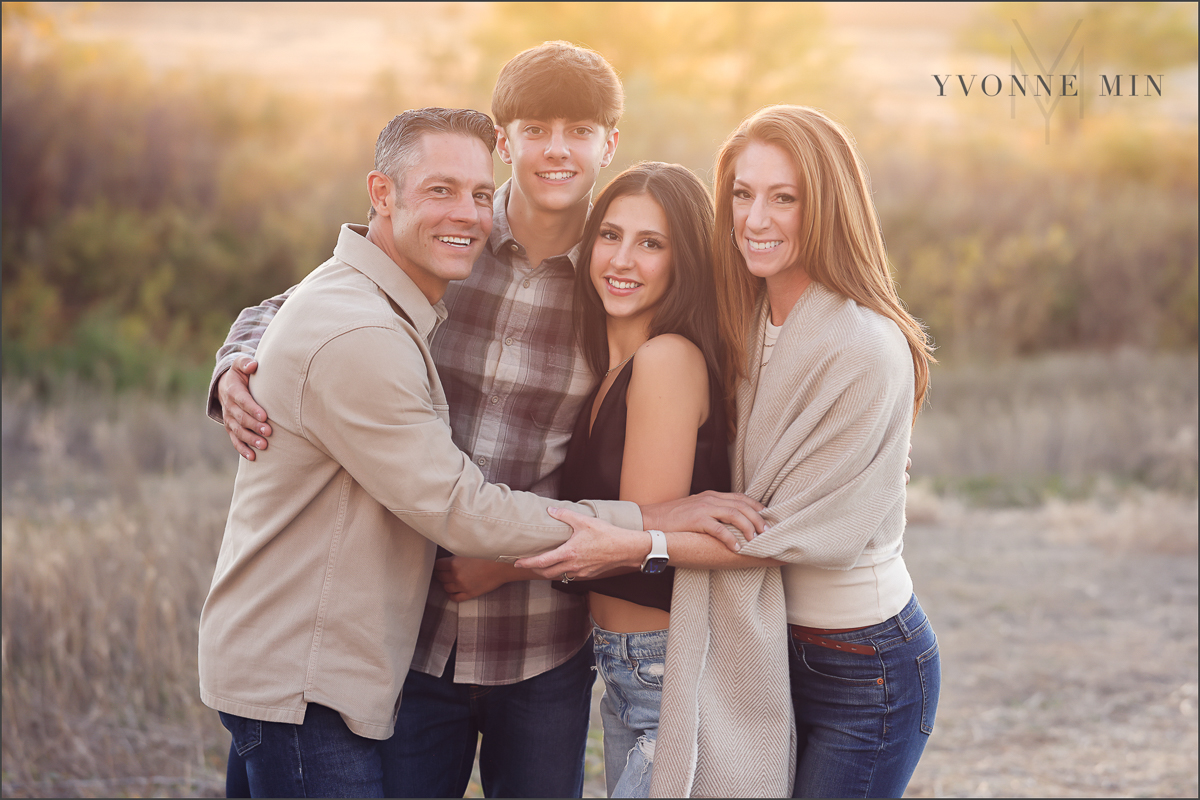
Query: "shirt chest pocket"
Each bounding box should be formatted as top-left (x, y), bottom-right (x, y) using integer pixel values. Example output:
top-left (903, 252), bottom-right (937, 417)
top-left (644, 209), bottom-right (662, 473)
top-left (547, 345), bottom-right (576, 370)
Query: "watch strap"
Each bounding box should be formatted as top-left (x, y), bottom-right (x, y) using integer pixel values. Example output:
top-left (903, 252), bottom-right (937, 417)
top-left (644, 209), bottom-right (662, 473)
top-left (641, 529), bottom-right (668, 572)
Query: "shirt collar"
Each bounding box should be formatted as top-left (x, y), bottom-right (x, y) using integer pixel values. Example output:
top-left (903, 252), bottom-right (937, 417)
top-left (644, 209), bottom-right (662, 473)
top-left (487, 179), bottom-right (587, 271)
top-left (487, 179), bottom-right (520, 256)
top-left (334, 224), bottom-right (447, 341)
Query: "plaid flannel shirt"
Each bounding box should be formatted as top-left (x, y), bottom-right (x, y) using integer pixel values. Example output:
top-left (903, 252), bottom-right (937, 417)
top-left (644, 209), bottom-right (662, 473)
top-left (209, 181), bottom-right (600, 684)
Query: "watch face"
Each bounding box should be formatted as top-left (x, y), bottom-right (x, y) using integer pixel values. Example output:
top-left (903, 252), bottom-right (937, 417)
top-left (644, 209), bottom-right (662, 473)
top-left (642, 557), bottom-right (669, 575)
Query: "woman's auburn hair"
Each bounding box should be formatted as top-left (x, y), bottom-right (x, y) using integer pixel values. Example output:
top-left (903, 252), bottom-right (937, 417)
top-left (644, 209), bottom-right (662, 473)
top-left (573, 161), bottom-right (731, 423)
top-left (712, 105), bottom-right (935, 423)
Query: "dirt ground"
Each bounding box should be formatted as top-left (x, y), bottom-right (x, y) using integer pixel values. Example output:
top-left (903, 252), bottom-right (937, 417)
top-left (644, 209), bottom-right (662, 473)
top-left (570, 490), bottom-right (1199, 798)
top-left (848, 492), bottom-right (1197, 798)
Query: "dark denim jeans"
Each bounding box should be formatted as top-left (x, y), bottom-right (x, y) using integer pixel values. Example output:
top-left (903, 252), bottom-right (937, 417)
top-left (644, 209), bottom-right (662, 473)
top-left (789, 593), bottom-right (941, 798)
top-left (220, 702), bottom-right (385, 798)
top-left (379, 638), bottom-right (596, 798)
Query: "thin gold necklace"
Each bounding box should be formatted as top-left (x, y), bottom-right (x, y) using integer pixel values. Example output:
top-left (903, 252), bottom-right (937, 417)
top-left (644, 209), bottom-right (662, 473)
top-left (605, 352), bottom-right (635, 378)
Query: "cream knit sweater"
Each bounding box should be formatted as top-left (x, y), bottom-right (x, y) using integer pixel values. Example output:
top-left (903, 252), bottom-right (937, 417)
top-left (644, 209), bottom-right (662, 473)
top-left (650, 282), bottom-right (915, 798)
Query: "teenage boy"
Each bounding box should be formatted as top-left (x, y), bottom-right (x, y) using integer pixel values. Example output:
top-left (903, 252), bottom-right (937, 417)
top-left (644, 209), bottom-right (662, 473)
top-left (209, 43), bottom-right (762, 797)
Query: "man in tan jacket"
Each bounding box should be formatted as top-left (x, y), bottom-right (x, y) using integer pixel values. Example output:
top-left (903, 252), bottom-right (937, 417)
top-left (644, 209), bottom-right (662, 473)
top-left (197, 107), bottom-right (652, 797)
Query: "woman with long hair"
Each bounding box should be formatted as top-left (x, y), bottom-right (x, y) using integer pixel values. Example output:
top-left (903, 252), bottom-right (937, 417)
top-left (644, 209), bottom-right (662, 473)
top-left (434, 161), bottom-right (731, 798)
top-left (518, 105), bottom-right (939, 798)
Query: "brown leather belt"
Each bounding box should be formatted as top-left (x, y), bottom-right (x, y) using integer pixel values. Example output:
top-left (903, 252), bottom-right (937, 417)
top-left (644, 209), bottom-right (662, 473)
top-left (789, 624), bottom-right (877, 655)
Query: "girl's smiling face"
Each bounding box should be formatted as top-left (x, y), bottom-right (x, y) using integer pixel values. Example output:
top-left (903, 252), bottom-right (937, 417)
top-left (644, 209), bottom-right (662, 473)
top-left (589, 192), bottom-right (674, 330)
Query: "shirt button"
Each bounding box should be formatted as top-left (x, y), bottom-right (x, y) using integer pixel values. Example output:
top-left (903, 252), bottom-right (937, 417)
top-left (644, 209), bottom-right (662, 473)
top-left (510, 243), bottom-right (520, 252)
top-left (504, 337), bottom-right (513, 346)
top-left (490, 396), bottom-right (499, 405)
top-left (522, 280), bottom-right (531, 288)
top-left (477, 457), bottom-right (487, 466)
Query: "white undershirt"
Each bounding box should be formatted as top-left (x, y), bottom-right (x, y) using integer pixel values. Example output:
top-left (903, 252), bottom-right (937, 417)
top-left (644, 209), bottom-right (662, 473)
top-left (761, 317), bottom-right (913, 628)
top-left (761, 318), bottom-right (782, 367)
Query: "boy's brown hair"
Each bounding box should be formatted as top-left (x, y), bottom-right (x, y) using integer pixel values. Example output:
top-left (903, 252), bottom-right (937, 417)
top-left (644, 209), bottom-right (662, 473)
top-left (491, 41), bottom-right (623, 130)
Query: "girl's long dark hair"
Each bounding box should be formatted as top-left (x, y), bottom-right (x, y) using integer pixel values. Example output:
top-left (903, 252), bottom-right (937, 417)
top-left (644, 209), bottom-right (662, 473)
top-left (574, 162), bottom-right (730, 419)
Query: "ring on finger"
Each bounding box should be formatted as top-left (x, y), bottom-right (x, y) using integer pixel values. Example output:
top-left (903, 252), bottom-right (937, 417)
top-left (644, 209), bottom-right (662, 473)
top-left (560, 573), bottom-right (574, 584)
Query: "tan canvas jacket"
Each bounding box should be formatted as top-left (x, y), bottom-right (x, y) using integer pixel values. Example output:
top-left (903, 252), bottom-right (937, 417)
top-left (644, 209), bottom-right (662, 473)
top-left (198, 224), bottom-right (642, 739)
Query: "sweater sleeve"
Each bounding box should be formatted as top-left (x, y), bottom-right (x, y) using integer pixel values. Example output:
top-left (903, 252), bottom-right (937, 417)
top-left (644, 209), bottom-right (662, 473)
top-left (737, 323), bottom-right (913, 570)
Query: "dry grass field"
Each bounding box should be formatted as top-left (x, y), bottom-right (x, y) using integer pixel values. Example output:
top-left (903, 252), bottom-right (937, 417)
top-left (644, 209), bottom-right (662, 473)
top-left (2, 351), bottom-right (1196, 798)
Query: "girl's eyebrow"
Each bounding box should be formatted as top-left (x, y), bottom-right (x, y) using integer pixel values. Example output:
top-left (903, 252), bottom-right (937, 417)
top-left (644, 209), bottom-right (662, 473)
top-left (600, 221), bottom-right (667, 239)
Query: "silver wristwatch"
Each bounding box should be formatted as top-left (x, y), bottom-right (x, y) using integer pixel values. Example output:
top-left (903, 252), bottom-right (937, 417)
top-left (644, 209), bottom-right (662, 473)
top-left (640, 529), bottom-right (669, 574)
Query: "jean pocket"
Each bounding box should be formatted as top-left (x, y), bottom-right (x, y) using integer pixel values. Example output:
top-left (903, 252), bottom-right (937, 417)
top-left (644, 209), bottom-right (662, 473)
top-left (916, 639), bottom-right (941, 734)
top-left (797, 642), bottom-right (885, 688)
top-left (219, 712), bottom-right (263, 757)
top-left (631, 657), bottom-right (666, 690)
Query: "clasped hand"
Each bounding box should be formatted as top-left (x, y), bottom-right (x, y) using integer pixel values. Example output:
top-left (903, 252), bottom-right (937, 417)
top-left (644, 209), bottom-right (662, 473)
top-left (514, 504), bottom-right (752, 579)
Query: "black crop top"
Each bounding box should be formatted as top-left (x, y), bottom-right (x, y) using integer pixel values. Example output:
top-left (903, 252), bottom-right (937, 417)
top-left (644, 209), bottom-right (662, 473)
top-left (554, 353), bottom-right (731, 611)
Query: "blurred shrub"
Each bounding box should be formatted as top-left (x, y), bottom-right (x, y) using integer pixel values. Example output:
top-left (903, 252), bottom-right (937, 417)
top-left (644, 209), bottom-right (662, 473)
top-left (871, 121), bottom-right (1198, 359)
top-left (1, 15), bottom-right (368, 395)
top-left (962, 2), bottom-right (1198, 75)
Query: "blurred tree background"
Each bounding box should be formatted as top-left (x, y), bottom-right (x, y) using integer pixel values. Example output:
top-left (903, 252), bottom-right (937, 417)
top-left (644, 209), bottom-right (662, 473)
top-left (1, 1), bottom-right (1196, 394)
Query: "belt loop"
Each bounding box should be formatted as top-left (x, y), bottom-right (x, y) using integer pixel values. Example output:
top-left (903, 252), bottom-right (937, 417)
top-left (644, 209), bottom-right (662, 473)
top-left (896, 594), bottom-right (917, 640)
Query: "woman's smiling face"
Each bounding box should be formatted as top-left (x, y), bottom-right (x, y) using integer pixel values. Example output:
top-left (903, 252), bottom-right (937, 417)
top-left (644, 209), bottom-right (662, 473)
top-left (589, 192), bottom-right (674, 329)
top-left (731, 140), bottom-right (808, 288)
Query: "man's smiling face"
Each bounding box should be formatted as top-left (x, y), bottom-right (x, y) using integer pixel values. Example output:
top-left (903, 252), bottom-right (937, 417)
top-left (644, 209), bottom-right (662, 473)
top-left (497, 118), bottom-right (617, 213)
top-left (383, 132), bottom-right (495, 300)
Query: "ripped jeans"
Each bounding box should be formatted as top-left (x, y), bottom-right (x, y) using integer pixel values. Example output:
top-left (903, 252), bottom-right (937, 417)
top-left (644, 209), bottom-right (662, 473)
top-left (593, 625), bottom-right (667, 798)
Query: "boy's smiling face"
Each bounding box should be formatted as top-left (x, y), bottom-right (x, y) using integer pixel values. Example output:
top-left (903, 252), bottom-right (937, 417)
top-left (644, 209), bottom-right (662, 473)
top-left (497, 118), bottom-right (618, 213)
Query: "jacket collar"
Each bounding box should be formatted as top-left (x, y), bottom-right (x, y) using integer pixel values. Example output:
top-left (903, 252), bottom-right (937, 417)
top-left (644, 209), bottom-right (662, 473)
top-left (334, 224), bottom-right (446, 341)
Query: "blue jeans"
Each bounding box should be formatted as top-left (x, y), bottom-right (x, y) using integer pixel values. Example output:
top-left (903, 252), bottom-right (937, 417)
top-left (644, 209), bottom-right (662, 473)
top-left (379, 638), bottom-right (596, 798)
top-left (220, 703), bottom-right (385, 798)
top-left (225, 743), bottom-right (250, 797)
top-left (790, 594), bottom-right (940, 799)
top-left (593, 625), bottom-right (668, 799)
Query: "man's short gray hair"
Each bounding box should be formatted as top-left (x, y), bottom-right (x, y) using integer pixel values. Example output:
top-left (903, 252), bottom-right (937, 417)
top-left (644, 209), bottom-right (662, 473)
top-left (369, 107), bottom-right (497, 221)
